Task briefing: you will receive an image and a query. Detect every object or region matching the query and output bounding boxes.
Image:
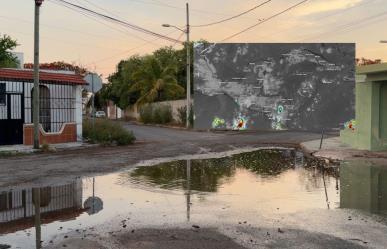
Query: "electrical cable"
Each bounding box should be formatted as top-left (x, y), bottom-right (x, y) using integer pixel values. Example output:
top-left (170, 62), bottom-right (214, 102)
top-left (191, 0), bottom-right (272, 27)
top-left (295, 9), bottom-right (387, 42)
top-left (52, 0), bottom-right (183, 44)
top-left (221, 0), bottom-right (309, 42)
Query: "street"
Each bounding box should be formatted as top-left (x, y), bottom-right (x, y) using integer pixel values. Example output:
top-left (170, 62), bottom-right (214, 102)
top-left (0, 123), bottom-right (323, 188)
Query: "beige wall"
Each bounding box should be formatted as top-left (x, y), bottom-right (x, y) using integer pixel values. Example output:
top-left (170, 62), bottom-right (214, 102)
top-left (124, 99), bottom-right (191, 122)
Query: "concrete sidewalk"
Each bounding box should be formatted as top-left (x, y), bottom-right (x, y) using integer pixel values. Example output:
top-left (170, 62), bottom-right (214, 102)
top-left (301, 136), bottom-right (387, 162)
top-left (0, 142), bottom-right (95, 154)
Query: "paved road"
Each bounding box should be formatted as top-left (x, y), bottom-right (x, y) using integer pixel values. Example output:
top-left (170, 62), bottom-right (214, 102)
top-left (0, 123), bottom-right (325, 188)
top-left (123, 122), bottom-right (325, 144)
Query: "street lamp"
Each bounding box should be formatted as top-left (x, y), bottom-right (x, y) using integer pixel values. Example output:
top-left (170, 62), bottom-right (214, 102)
top-left (162, 3), bottom-right (191, 128)
top-left (33, 0), bottom-right (44, 149)
top-left (35, 0), bottom-right (44, 6)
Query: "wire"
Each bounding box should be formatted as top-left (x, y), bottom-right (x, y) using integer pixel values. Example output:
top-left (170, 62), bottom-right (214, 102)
top-left (221, 0), bottom-right (309, 42)
top-left (51, 0), bottom-right (183, 44)
top-left (247, 0), bottom-right (378, 41)
top-left (172, 32), bottom-right (186, 48)
top-left (85, 29), bottom-right (179, 66)
top-left (294, 10), bottom-right (387, 42)
top-left (192, 0), bottom-right (272, 27)
top-left (48, 0), bottom-right (161, 45)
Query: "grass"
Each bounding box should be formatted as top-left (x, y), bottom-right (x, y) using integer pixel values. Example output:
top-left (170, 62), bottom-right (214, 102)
top-left (83, 119), bottom-right (136, 145)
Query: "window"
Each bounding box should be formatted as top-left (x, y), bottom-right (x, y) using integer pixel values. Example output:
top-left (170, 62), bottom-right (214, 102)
top-left (0, 83), bottom-right (5, 105)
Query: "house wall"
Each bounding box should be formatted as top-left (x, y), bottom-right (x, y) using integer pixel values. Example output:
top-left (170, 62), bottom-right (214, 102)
top-left (340, 73), bottom-right (387, 151)
top-left (24, 82), bottom-right (76, 133)
top-left (107, 100), bottom-right (123, 119)
top-left (0, 80), bottom-right (81, 145)
top-left (124, 99), bottom-right (191, 122)
top-left (23, 123), bottom-right (77, 145)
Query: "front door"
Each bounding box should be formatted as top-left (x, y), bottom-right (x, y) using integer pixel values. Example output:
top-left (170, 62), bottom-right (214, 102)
top-left (0, 94), bottom-right (24, 145)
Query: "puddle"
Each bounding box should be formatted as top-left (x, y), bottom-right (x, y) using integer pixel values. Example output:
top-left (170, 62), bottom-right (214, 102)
top-left (0, 149), bottom-right (385, 248)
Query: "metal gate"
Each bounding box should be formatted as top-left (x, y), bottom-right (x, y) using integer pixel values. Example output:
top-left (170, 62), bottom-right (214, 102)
top-left (0, 93), bottom-right (24, 145)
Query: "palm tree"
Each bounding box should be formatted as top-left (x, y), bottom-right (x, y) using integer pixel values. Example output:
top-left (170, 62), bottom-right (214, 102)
top-left (129, 56), bottom-right (185, 105)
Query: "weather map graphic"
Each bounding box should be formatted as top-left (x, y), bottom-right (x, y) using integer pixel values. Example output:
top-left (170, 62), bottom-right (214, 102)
top-left (193, 43), bottom-right (356, 131)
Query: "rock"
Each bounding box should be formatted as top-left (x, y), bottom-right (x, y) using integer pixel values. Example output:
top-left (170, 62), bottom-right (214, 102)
top-left (0, 244), bottom-right (11, 249)
top-left (192, 225), bottom-right (200, 229)
top-left (131, 230), bottom-right (135, 233)
top-left (278, 228), bottom-right (284, 233)
top-left (123, 224), bottom-right (127, 228)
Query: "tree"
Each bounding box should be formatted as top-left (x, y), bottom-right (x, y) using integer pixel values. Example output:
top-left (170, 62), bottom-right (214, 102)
top-left (130, 56), bottom-right (185, 105)
top-left (0, 34), bottom-right (18, 68)
top-left (106, 56), bottom-right (143, 109)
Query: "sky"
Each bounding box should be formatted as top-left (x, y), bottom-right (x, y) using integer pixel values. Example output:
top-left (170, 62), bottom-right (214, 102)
top-left (1, 0), bottom-right (387, 79)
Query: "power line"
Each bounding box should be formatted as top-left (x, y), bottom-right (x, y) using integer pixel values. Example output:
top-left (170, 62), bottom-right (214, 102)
top-left (48, 0), bottom-right (163, 46)
top-left (221, 0), bottom-right (309, 42)
top-left (172, 32), bottom-right (186, 48)
top-left (51, 0), bottom-right (183, 44)
top-left (249, 0), bottom-right (378, 41)
top-left (294, 10), bottom-right (387, 42)
top-left (85, 29), bottom-right (179, 66)
top-left (192, 0), bottom-right (272, 27)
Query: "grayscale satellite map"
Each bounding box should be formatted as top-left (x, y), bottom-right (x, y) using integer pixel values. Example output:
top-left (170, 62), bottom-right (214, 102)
top-left (193, 43), bottom-right (356, 131)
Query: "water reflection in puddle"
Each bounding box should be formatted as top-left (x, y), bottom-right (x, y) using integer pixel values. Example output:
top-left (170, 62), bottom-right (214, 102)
top-left (0, 150), bottom-right (384, 248)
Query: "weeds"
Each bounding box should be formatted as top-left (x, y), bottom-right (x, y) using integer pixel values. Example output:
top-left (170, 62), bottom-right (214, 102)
top-left (139, 104), bottom-right (173, 124)
top-left (83, 119), bottom-right (136, 145)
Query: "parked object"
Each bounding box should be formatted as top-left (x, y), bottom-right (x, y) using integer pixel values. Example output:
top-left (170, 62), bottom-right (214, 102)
top-left (95, 111), bottom-right (106, 118)
top-left (0, 68), bottom-right (86, 146)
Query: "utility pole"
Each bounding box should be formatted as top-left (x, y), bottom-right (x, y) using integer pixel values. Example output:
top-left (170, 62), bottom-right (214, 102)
top-left (162, 3), bottom-right (191, 128)
top-left (91, 74), bottom-right (95, 131)
top-left (186, 2), bottom-right (191, 128)
top-left (33, 0), bottom-right (43, 149)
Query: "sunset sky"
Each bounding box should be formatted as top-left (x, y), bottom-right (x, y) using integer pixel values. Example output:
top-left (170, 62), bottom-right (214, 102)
top-left (2, 0), bottom-right (387, 79)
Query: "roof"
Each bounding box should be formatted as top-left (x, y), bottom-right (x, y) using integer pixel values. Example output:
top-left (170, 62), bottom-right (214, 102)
top-left (356, 63), bottom-right (387, 83)
top-left (356, 63), bottom-right (387, 75)
top-left (0, 68), bottom-right (87, 85)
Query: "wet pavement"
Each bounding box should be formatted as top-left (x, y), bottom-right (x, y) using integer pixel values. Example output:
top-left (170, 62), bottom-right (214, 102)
top-left (1, 149), bottom-right (387, 248)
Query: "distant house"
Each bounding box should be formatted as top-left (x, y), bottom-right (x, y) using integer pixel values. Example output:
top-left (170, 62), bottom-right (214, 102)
top-left (0, 68), bottom-right (86, 146)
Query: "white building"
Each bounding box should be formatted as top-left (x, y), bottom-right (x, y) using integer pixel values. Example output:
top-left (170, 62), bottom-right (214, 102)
top-left (0, 68), bottom-right (86, 145)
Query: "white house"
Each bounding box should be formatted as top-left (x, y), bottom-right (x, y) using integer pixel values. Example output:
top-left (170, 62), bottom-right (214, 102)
top-left (0, 68), bottom-right (86, 145)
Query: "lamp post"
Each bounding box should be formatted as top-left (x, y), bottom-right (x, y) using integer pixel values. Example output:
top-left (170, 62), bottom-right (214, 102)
top-left (162, 3), bottom-right (191, 128)
top-left (33, 0), bottom-right (44, 149)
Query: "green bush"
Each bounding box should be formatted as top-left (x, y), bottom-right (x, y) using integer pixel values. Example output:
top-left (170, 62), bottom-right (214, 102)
top-left (139, 104), bottom-right (154, 124)
top-left (83, 119), bottom-right (136, 145)
top-left (139, 104), bottom-right (173, 124)
top-left (177, 105), bottom-right (193, 127)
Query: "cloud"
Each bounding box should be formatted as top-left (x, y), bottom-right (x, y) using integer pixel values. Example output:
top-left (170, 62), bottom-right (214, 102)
top-left (295, 0), bottom-right (364, 16)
